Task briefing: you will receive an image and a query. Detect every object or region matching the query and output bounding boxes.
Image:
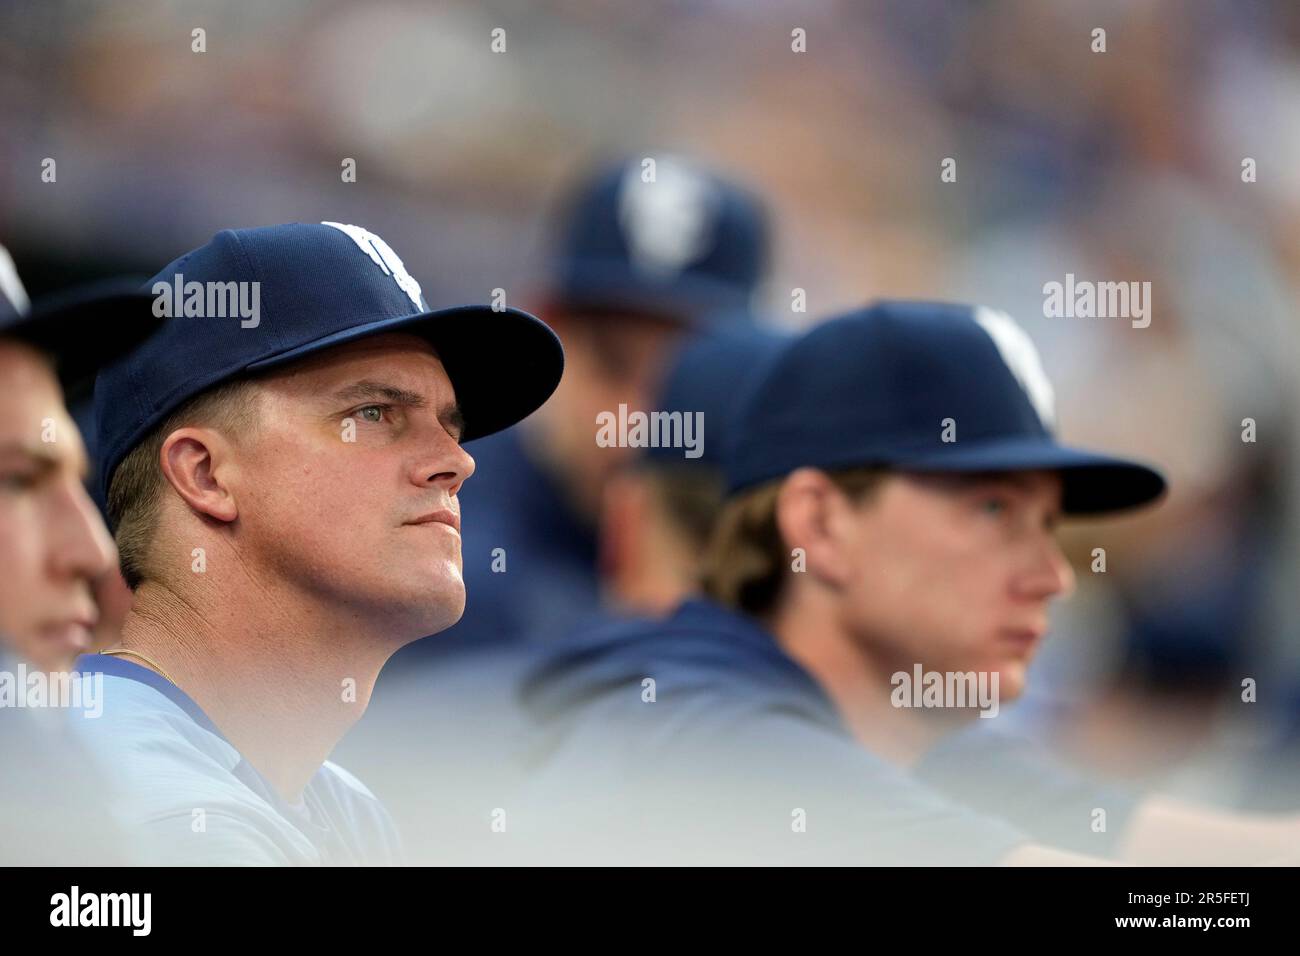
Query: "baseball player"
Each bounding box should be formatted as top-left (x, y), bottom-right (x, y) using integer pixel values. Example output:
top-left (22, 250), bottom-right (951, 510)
top-left (0, 246), bottom-right (158, 671)
top-left (0, 245), bottom-right (158, 864)
top-left (516, 300), bottom-right (1300, 864)
top-left (72, 222), bottom-right (563, 865)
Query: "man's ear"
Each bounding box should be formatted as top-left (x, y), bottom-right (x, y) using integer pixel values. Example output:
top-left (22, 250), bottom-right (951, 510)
top-left (158, 427), bottom-right (239, 523)
top-left (773, 468), bottom-right (856, 589)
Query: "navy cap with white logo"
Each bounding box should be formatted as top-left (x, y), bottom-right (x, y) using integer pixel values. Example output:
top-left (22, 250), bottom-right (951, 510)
top-left (552, 156), bottom-right (769, 325)
top-left (724, 300), bottom-right (1165, 514)
top-left (93, 221), bottom-right (564, 501)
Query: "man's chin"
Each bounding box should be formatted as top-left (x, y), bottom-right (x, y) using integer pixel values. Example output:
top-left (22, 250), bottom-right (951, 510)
top-left (347, 575), bottom-right (464, 645)
top-left (993, 662), bottom-right (1028, 701)
top-left (401, 586), bottom-right (466, 641)
top-left (10, 630), bottom-right (82, 674)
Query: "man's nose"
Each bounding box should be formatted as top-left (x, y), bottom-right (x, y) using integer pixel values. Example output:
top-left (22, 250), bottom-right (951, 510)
top-left (1013, 535), bottom-right (1076, 602)
top-left (410, 434), bottom-right (476, 494)
top-left (48, 478), bottom-right (117, 583)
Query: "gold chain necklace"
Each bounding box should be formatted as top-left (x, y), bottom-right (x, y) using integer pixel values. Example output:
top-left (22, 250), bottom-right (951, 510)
top-left (100, 647), bottom-right (178, 685)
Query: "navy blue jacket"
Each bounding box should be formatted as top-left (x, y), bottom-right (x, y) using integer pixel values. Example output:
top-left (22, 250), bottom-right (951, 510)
top-left (513, 599), bottom-right (1036, 865)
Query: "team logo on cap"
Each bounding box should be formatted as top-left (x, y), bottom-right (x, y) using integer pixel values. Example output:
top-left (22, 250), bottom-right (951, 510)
top-left (617, 158), bottom-right (719, 276)
top-left (0, 244), bottom-right (30, 315)
top-left (321, 222), bottom-right (427, 311)
top-left (972, 306), bottom-right (1056, 429)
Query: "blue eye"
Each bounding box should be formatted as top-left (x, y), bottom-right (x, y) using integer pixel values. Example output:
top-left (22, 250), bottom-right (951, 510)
top-left (357, 405), bottom-right (386, 424)
top-left (980, 498), bottom-right (1007, 515)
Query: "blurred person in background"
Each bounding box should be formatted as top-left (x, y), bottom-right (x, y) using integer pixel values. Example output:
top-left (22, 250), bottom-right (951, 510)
top-left (516, 301), bottom-right (1300, 864)
top-left (545, 294), bottom-right (1300, 863)
top-left (0, 244), bottom-right (156, 864)
top-left (0, 247), bottom-right (156, 672)
top-left (947, 160), bottom-right (1300, 807)
top-left (599, 321), bottom-right (789, 616)
top-left (915, 0), bottom-right (1300, 806)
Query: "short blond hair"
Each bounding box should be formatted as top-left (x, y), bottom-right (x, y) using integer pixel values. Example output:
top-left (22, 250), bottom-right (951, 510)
top-left (700, 468), bottom-right (887, 617)
top-left (107, 379), bottom-right (258, 589)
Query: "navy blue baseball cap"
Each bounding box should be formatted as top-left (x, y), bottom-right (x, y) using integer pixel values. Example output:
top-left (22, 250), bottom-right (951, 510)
top-left (0, 245), bottom-right (160, 401)
top-left (551, 156), bottom-right (769, 325)
top-left (645, 323), bottom-right (790, 467)
top-left (93, 222), bottom-right (564, 500)
top-left (725, 300), bottom-right (1166, 514)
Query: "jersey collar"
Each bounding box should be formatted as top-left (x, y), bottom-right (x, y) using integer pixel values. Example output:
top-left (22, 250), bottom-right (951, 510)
top-left (75, 652), bottom-right (229, 743)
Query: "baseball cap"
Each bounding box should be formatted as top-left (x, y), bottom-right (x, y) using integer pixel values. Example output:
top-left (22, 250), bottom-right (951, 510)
top-left (551, 155), bottom-right (769, 325)
top-left (644, 323), bottom-right (790, 467)
top-left (93, 222), bottom-right (564, 500)
top-left (724, 300), bottom-right (1166, 514)
top-left (0, 244), bottom-right (159, 400)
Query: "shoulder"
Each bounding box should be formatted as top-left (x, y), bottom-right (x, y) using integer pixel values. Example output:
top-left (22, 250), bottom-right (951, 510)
top-left (69, 676), bottom-right (299, 864)
top-left (71, 673), bottom-right (240, 781)
top-left (518, 603), bottom-right (849, 785)
top-left (523, 601), bottom-right (826, 717)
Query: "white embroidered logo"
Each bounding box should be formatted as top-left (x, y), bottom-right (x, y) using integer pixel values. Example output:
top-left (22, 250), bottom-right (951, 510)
top-left (972, 306), bottom-right (1056, 429)
top-left (0, 244), bottom-right (30, 314)
top-left (617, 158), bottom-right (719, 276)
top-left (321, 222), bottom-right (426, 311)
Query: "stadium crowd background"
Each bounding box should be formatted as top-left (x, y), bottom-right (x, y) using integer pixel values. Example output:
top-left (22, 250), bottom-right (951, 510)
top-left (3, 0), bottom-right (1300, 814)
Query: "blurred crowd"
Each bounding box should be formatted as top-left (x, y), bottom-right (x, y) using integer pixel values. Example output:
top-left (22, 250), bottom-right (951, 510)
top-left (4, 0), bottom-right (1300, 862)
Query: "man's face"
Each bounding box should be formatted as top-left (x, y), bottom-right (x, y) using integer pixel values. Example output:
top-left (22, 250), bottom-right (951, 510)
top-left (835, 471), bottom-right (1074, 699)
top-left (224, 333), bottom-right (475, 640)
top-left (540, 309), bottom-right (684, 510)
top-left (0, 342), bottom-right (116, 670)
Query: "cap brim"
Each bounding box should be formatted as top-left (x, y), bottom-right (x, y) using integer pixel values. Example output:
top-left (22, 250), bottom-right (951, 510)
top-left (8, 282), bottom-right (160, 401)
top-left (894, 437), bottom-right (1167, 515)
top-left (246, 305), bottom-right (564, 441)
